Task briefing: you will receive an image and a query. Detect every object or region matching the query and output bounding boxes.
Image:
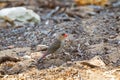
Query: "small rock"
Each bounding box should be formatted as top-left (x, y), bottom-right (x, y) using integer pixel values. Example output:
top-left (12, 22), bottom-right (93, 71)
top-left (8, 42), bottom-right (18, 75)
top-left (118, 40), bottom-right (120, 45)
top-left (0, 7), bottom-right (40, 26)
top-left (36, 45), bottom-right (48, 51)
top-left (22, 55), bottom-right (31, 60)
top-left (81, 56), bottom-right (106, 68)
top-left (31, 52), bottom-right (43, 59)
top-left (7, 45), bottom-right (14, 49)
top-left (113, 1), bottom-right (120, 7)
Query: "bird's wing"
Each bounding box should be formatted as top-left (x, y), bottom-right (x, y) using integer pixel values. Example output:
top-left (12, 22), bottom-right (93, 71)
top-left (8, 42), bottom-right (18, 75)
top-left (47, 39), bottom-right (61, 54)
top-left (37, 39), bottom-right (61, 63)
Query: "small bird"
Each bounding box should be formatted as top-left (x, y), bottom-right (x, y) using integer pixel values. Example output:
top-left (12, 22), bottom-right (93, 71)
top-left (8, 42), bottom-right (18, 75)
top-left (37, 33), bottom-right (68, 63)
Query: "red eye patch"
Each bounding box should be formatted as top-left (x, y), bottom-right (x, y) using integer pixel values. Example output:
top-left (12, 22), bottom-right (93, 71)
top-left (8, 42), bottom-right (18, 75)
top-left (63, 34), bottom-right (68, 37)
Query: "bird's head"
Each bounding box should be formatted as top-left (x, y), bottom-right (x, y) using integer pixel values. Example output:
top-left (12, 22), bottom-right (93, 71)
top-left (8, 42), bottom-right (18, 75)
top-left (57, 33), bottom-right (68, 41)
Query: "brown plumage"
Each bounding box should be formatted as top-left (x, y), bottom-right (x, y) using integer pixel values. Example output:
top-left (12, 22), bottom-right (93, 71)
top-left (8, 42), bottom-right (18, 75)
top-left (37, 33), bottom-right (68, 63)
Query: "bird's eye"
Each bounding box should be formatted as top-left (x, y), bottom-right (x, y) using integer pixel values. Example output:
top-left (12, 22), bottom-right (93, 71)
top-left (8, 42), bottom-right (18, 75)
top-left (61, 33), bottom-right (65, 36)
top-left (61, 33), bottom-right (68, 37)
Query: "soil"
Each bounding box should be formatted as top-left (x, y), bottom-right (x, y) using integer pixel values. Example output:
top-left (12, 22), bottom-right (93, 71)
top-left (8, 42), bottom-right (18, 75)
top-left (0, 0), bottom-right (120, 80)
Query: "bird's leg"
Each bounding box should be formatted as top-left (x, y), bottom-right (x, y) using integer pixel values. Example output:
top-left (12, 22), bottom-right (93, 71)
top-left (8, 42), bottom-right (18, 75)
top-left (37, 52), bottom-right (48, 63)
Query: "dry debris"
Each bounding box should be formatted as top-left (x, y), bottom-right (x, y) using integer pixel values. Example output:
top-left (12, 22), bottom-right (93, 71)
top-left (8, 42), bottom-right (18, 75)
top-left (0, 0), bottom-right (120, 80)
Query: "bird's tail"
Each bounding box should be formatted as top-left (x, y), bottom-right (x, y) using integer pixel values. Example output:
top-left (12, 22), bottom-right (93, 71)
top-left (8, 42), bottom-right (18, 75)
top-left (37, 52), bottom-right (49, 63)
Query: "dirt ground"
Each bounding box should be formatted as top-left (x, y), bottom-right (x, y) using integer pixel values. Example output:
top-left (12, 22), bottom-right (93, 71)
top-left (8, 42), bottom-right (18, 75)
top-left (0, 0), bottom-right (120, 80)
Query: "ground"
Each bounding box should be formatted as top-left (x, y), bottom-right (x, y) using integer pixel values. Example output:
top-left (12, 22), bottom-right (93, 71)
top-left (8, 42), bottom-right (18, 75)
top-left (0, 0), bottom-right (120, 80)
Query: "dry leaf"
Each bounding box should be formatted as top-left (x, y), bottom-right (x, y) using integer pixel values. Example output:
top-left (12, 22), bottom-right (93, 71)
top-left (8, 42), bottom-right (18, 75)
top-left (74, 0), bottom-right (108, 6)
top-left (0, 2), bottom-right (7, 8)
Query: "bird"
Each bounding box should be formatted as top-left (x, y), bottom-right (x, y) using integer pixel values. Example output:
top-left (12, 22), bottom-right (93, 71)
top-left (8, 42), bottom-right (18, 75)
top-left (37, 33), bottom-right (68, 63)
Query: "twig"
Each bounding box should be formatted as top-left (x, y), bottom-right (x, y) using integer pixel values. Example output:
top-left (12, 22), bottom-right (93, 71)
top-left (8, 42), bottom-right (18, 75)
top-left (77, 44), bottom-right (83, 57)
